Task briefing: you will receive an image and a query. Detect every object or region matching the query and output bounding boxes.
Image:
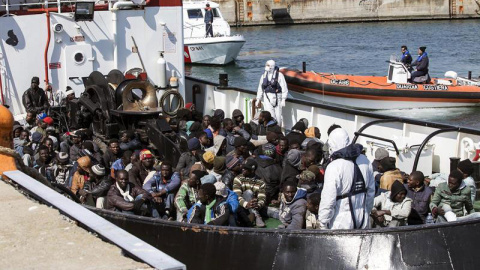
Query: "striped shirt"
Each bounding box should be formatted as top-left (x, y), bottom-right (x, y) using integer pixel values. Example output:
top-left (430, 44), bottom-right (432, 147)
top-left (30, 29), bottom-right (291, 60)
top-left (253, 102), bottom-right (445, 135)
top-left (233, 175), bottom-right (267, 208)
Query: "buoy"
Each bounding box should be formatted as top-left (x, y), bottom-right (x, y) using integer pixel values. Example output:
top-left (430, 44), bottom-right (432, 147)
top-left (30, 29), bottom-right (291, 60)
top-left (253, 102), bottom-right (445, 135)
top-left (157, 51), bottom-right (167, 89)
top-left (0, 105), bottom-right (17, 176)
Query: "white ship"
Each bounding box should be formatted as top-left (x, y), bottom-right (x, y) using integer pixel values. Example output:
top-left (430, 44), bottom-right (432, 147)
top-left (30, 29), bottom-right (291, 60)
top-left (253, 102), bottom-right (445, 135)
top-left (183, 1), bottom-right (245, 65)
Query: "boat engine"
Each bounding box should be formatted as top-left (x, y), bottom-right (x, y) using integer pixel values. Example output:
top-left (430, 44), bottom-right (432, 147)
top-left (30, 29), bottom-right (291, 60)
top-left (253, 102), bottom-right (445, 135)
top-left (387, 60), bottom-right (411, 84)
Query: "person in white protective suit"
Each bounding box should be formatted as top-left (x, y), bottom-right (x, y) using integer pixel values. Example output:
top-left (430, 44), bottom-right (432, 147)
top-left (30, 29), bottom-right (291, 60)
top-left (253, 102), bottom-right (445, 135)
top-left (255, 60), bottom-right (288, 126)
top-left (317, 128), bottom-right (375, 230)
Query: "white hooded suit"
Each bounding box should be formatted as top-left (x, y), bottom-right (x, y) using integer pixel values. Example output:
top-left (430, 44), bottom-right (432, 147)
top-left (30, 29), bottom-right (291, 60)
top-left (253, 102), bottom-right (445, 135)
top-left (318, 128), bottom-right (375, 230)
top-left (256, 60), bottom-right (288, 126)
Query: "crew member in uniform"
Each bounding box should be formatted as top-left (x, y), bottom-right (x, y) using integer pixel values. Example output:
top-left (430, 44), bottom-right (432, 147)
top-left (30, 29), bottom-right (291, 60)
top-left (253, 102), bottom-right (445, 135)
top-left (400, 45), bottom-right (412, 70)
top-left (255, 60), bottom-right (288, 127)
top-left (204, 3), bottom-right (214, 38)
top-left (411, 46), bottom-right (429, 83)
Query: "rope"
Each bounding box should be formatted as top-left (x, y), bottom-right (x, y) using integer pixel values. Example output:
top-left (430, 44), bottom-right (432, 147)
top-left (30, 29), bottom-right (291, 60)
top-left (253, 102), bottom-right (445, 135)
top-left (0, 145), bottom-right (52, 188)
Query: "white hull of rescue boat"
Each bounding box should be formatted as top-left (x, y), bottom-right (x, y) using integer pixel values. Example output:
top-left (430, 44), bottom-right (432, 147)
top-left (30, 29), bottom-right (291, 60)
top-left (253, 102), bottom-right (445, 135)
top-left (184, 36), bottom-right (245, 65)
top-left (300, 91), bottom-right (480, 110)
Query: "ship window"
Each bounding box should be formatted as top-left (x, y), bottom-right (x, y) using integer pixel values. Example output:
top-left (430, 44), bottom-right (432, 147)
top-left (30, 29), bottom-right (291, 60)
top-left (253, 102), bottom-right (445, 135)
top-left (74, 52), bottom-right (85, 64)
top-left (187, 9), bottom-right (203, 19)
top-left (213, 8), bottom-right (221, 17)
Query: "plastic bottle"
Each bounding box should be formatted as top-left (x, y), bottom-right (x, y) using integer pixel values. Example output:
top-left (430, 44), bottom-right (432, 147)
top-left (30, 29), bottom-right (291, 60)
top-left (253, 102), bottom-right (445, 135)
top-left (426, 213), bottom-right (434, 224)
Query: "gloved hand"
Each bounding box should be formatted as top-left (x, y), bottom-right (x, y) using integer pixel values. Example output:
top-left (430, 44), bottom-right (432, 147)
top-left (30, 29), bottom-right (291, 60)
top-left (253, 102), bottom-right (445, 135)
top-left (281, 100), bottom-right (286, 107)
top-left (255, 100), bottom-right (261, 108)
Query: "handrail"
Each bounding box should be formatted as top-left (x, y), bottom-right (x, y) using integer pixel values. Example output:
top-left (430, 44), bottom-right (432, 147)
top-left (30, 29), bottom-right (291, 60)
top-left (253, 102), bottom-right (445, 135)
top-left (351, 118), bottom-right (402, 144)
top-left (412, 127), bottom-right (459, 172)
top-left (354, 131), bottom-right (400, 155)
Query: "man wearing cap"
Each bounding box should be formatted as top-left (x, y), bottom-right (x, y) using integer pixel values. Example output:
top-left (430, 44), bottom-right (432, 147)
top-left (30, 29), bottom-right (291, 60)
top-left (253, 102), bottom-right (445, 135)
top-left (46, 152), bottom-right (73, 186)
top-left (68, 130), bottom-right (83, 163)
top-left (221, 155), bottom-right (244, 190)
top-left (233, 159), bottom-right (267, 227)
top-left (30, 118), bottom-right (48, 138)
top-left (255, 143), bottom-right (282, 205)
top-left (226, 136), bottom-right (250, 160)
top-left (71, 156), bottom-right (92, 196)
top-left (22, 76), bottom-right (50, 114)
top-left (129, 149), bottom-right (155, 187)
top-left (411, 46), bottom-right (429, 83)
top-left (85, 164), bottom-right (114, 209)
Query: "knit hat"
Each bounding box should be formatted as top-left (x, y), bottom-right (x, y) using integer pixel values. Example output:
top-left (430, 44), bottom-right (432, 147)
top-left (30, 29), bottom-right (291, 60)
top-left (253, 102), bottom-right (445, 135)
top-left (57, 152), bottom-right (69, 163)
top-left (266, 131), bottom-right (279, 144)
top-left (77, 156), bottom-right (92, 173)
top-left (419, 46), bottom-right (427, 52)
top-left (202, 151), bottom-right (215, 164)
top-left (43, 117), bottom-right (54, 126)
top-left (31, 76), bottom-right (40, 84)
top-left (292, 121), bottom-right (306, 133)
top-left (375, 148), bottom-right (389, 161)
top-left (299, 118), bottom-right (309, 129)
top-left (13, 124), bottom-right (23, 133)
top-left (204, 128), bottom-right (213, 139)
top-left (390, 180), bottom-right (406, 201)
top-left (37, 112), bottom-right (47, 120)
top-left (233, 137), bottom-right (247, 147)
top-left (185, 102), bottom-right (194, 109)
top-left (232, 109), bottom-right (243, 119)
top-left (91, 164), bottom-right (106, 176)
top-left (242, 159), bottom-right (257, 171)
top-left (458, 159), bottom-right (474, 176)
top-left (305, 127), bottom-right (316, 138)
top-left (214, 181), bottom-right (228, 198)
top-left (32, 132), bottom-right (43, 143)
top-left (286, 149), bottom-right (303, 167)
top-left (139, 149), bottom-right (153, 160)
top-left (188, 137), bottom-right (201, 151)
top-left (213, 156), bottom-right (226, 174)
top-left (66, 89), bottom-right (75, 96)
top-left (226, 155), bottom-right (243, 170)
top-left (297, 170), bottom-right (316, 182)
top-left (213, 109), bottom-right (225, 121)
top-left (262, 143), bottom-right (276, 158)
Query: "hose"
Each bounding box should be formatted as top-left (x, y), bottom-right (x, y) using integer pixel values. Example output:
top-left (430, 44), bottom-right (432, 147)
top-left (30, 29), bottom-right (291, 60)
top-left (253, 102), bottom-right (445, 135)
top-left (159, 89), bottom-right (184, 117)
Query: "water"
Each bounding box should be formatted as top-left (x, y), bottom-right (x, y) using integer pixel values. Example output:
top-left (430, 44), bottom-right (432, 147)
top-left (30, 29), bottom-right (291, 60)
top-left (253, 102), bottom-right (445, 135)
top-left (185, 20), bottom-right (480, 128)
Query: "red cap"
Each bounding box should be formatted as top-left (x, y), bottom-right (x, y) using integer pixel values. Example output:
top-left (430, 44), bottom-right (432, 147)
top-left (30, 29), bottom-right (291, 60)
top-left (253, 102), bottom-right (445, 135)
top-left (43, 117), bottom-right (54, 126)
top-left (185, 102), bottom-right (193, 109)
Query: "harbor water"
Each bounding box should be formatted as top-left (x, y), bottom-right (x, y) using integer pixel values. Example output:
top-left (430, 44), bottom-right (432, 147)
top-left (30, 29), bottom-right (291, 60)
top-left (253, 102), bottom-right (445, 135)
top-left (185, 20), bottom-right (480, 128)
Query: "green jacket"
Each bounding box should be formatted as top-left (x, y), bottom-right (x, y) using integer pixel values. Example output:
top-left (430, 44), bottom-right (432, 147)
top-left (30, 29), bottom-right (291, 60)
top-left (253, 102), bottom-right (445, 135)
top-left (430, 182), bottom-right (474, 217)
top-left (174, 182), bottom-right (198, 215)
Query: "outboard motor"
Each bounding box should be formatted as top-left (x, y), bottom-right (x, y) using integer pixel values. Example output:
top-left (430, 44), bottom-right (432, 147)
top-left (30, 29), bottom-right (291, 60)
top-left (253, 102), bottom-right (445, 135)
top-left (387, 59), bottom-right (411, 84)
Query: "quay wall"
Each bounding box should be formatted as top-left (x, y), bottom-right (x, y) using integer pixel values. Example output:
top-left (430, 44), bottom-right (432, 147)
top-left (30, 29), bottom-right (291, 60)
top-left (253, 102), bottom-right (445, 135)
top-left (214, 0), bottom-right (480, 26)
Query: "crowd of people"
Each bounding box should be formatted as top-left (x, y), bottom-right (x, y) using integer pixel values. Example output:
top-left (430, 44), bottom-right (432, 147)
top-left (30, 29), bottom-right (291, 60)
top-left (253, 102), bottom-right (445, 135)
top-left (12, 85), bottom-right (478, 229)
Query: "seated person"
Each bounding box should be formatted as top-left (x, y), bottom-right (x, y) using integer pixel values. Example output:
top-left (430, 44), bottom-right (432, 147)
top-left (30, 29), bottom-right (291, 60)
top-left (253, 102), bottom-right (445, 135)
top-left (305, 192), bottom-right (321, 229)
top-left (86, 164), bottom-right (114, 209)
top-left (129, 149), bottom-right (155, 187)
top-left (106, 170), bottom-right (151, 214)
top-left (70, 156), bottom-right (91, 197)
top-left (378, 156), bottom-right (403, 190)
top-left (46, 152), bottom-right (73, 186)
top-left (371, 181), bottom-right (412, 227)
top-left (410, 46), bottom-right (429, 83)
top-left (457, 159), bottom-right (476, 203)
top-left (233, 159), bottom-right (267, 227)
top-left (187, 183), bottom-right (231, 226)
top-left (143, 161), bottom-right (181, 219)
top-left (278, 181), bottom-right (307, 230)
top-left (430, 170), bottom-right (474, 222)
top-left (405, 171), bottom-right (433, 225)
top-left (174, 170), bottom-right (206, 222)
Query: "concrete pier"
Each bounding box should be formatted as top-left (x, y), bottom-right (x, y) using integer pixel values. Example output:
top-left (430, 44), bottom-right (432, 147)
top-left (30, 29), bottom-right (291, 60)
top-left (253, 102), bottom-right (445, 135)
top-left (214, 0), bottom-right (480, 26)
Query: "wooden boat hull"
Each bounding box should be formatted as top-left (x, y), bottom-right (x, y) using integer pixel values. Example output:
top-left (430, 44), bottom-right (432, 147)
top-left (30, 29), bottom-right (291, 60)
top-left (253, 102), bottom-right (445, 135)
top-left (282, 69), bottom-right (480, 109)
top-left (91, 208), bottom-right (480, 270)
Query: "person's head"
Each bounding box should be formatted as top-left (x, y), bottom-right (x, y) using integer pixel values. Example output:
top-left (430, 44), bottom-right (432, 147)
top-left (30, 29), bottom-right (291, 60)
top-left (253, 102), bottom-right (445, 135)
top-left (115, 170), bottom-right (129, 190)
top-left (108, 139), bottom-right (120, 155)
top-left (205, 3), bottom-right (210, 8)
top-left (401, 45), bottom-right (408, 53)
top-left (457, 159), bottom-right (474, 178)
top-left (327, 124), bottom-right (341, 137)
top-left (302, 148), bottom-right (317, 168)
top-left (139, 149), bottom-right (154, 168)
top-left (226, 155), bottom-right (243, 174)
top-left (120, 130), bottom-right (135, 143)
top-left (31, 76), bottom-right (40, 89)
top-left (66, 87), bottom-right (75, 101)
top-left (202, 115), bottom-right (211, 129)
top-left (407, 171), bottom-right (425, 189)
top-left (198, 183), bottom-right (216, 204)
top-left (56, 152), bottom-right (69, 165)
top-left (278, 137), bottom-right (289, 153)
top-left (314, 127), bottom-right (321, 139)
top-left (289, 139), bottom-right (300, 150)
top-left (185, 102), bottom-right (195, 111)
top-left (37, 119), bottom-right (47, 129)
top-left (189, 170), bottom-right (206, 188)
top-left (266, 131), bottom-right (279, 145)
top-left (418, 46), bottom-right (426, 55)
top-left (131, 150), bottom-right (140, 164)
top-left (202, 151), bottom-right (215, 170)
top-left (81, 141), bottom-right (95, 153)
top-left (283, 181), bottom-right (297, 202)
top-left (259, 111), bottom-right (272, 125)
top-left (13, 125), bottom-right (23, 138)
top-left (265, 59), bottom-right (275, 73)
top-left (241, 159), bottom-right (257, 177)
top-left (198, 131), bottom-right (210, 146)
top-left (26, 112), bottom-right (36, 124)
top-left (232, 109), bottom-right (244, 126)
top-left (378, 156), bottom-right (396, 173)
top-left (43, 138), bottom-right (54, 153)
top-left (233, 137), bottom-right (248, 156)
top-left (38, 145), bottom-right (50, 163)
top-left (390, 180), bottom-right (407, 202)
top-left (91, 164), bottom-right (106, 181)
top-left (448, 170), bottom-right (464, 192)
top-left (210, 117), bottom-right (222, 132)
top-left (187, 137), bottom-right (201, 154)
top-left (160, 161), bottom-right (173, 180)
top-left (77, 156), bottom-right (92, 175)
top-left (306, 193), bottom-right (321, 214)
top-left (122, 150), bottom-right (133, 165)
top-left (20, 130), bottom-right (30, 141)
top-left (262, 143), bottom-right (276, 158)
top-left (71, 131), bottom-right (82, 145)
top-left (223, 118), bottom-right (234, 132)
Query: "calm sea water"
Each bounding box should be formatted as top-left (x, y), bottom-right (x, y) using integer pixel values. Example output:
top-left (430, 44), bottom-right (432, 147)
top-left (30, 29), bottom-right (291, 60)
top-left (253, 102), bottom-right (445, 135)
top-left (185, 20), bottom-right (480, 128)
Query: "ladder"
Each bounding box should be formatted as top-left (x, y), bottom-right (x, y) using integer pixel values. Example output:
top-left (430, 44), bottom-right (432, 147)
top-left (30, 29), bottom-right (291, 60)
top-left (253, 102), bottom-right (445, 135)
top-left (451, 0), bottom-right (457, 17)
top-left (237, 0), bottom-right (245, 25)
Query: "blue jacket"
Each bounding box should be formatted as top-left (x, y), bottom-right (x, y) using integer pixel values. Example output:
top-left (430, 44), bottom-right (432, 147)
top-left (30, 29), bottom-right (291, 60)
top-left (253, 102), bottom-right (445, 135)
top-left (143, 172), bottom-right (181, 195)
top-left (204, 8), bottom-right (213, 23)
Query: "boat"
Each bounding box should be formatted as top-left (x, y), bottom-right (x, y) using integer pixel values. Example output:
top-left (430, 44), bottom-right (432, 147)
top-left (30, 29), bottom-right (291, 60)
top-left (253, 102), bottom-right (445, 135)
top-left (2, 1), bottom-right (480, 269)
top-left (183, 1), bottom-right (245, 65)
top-left (281, 59), bottom-right (480, 110)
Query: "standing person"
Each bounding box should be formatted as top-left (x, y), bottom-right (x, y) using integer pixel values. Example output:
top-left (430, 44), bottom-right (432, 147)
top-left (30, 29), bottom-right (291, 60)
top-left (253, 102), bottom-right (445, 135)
top-left (317, 128), bottom-right (375, 230)
top-left (204, 3), bottom-right (214, 38)
top-left (400, 45), bottom-right (412, 67)
top-left (255, 60), bottom-right (288, 126)
top-left (22, 76), bottom-right (50, 114)
top-left (411, 46), bottom-right (429, 83)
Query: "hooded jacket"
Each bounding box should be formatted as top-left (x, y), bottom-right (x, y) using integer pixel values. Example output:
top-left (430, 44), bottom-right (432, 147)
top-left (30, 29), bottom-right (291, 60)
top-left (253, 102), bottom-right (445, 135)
top-left (255, 155), bottom-right (282, 204)
top-left (373, 191), bottom-right (412, 227)
top-left (206, 135), bottom-right (226, 156)
top-left (279, 188), bottom-right (307, 229)
top-left (255, 119), bottom-right (282, 136)
top-left (318, 128), bottom-right (375, 230)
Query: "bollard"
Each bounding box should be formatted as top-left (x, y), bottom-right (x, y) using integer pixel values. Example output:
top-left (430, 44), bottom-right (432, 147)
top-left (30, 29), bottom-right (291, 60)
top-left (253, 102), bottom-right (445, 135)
top-left (0, 105), bottom-right (17, 177)
top-left (219, 73), bottom-right (228, 87)
top-left (449, 157), bottom-right (460, 173)
top-left (302, 62), bottom-right (306, 73)
top-left (468, 71), bottom-right (472, 80)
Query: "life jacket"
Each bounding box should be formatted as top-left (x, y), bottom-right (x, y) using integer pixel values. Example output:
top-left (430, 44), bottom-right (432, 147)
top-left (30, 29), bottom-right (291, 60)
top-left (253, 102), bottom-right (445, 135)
top-left (261, 67), bottom-right (282, 106)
